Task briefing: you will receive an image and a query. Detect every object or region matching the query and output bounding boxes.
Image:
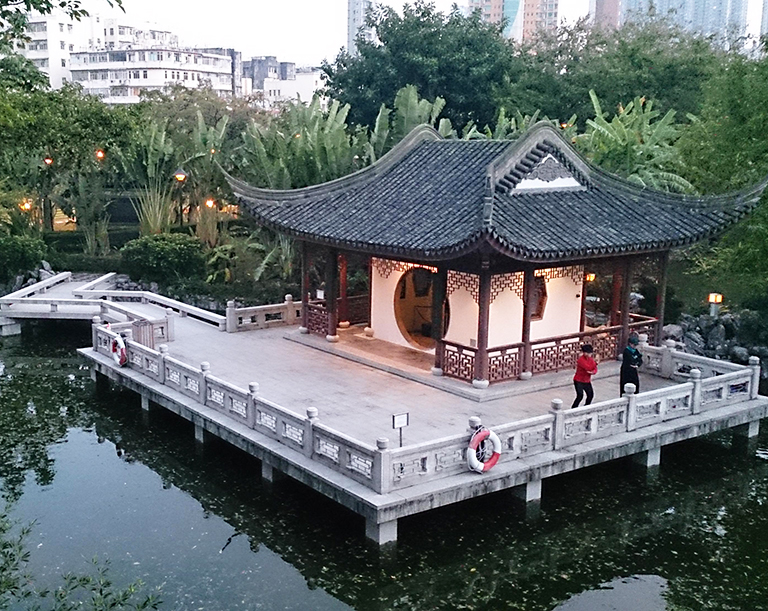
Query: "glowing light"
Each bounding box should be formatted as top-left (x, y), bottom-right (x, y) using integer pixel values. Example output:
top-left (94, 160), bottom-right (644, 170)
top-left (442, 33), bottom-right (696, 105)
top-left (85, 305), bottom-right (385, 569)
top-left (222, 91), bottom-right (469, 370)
top-left (173, 168), bottom-right (187, 183)
top-left (19, 199), bottom-right (33, 211)
top-left (585, 273), bottom-right (596, 282)
top-left (205, 199), bottom-right (215, 208)
top-left (708, 293), bottom-right (723, 304)
top-left (210, 148), bottom-right (216, 155)
top-left (95, 149), bottom-right (105, 161)
top-left (43, 156), bottom-right (53, 166)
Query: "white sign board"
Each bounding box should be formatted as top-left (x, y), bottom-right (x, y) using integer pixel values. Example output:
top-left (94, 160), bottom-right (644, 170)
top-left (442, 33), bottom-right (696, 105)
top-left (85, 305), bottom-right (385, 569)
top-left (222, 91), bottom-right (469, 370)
top-left (392, 413), bottom-right (409, 429)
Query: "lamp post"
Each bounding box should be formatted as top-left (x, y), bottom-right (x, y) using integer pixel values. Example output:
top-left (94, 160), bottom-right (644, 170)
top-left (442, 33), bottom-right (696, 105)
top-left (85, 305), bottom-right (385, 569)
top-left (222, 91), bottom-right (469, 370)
top-left (173, 168), bottom-right (187, 226)
top-left (708, 293), bottom-right (723, 317)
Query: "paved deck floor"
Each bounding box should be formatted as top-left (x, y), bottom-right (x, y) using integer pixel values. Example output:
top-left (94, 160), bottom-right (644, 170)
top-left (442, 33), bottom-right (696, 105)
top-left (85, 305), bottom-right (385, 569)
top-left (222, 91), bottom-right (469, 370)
top-left (8, 279), bottom-right (677, 448)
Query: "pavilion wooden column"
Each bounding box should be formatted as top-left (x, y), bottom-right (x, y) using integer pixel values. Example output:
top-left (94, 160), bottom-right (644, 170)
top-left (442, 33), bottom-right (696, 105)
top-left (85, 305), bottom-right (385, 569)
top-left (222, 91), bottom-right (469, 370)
top-left (521, 267), bottom-right (535, 378)
top-left (299, 242), bottom-right (310, 334)
top-left (620, 258), bottom-right (635, 349)
top-left (338, 253), bottom-right (349, 328)
top-left (656, 251), bottom-right (670, 345)
top-left (473, 257), bottom-right (492, 388)
top-left (610, 265), bottom-right (623, 327)
top-left (325, 248), bottom-right (339, 342)
top-left (431, 267), bottom-right (447, 374)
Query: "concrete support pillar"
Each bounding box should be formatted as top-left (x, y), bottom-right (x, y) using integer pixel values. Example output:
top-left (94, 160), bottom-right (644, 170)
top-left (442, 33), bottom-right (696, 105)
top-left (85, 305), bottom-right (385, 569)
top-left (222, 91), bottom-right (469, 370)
top-left (194, 423), bottom-right (205, 444)
top-left (512, 479), bottom-right (542, 504)
top-left (140, 393), bottom-right (150, 411)
top-left (632, 447), bottom-right (661, 469)
top-left (733, 420), bottom-right (760, 454)
top-left (365, 517), bottom-right (398, 546)
top-left (261, 461), bottom-right (276, 482)
top-left (0, 317), bottom-right (22, 337)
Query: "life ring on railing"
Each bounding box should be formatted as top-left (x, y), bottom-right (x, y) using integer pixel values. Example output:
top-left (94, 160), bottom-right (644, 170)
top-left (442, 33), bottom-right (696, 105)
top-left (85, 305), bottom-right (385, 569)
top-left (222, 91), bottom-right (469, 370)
top-left (467, 427), bottom-right (502, 473)
top-left (111, 334), bottom-right (127, 367)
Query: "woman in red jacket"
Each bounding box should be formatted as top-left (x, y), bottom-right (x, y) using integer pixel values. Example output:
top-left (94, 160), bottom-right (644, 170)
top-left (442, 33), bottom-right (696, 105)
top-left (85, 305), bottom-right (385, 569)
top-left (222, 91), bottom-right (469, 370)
top-left (572, 344), bottom-right (598, 408)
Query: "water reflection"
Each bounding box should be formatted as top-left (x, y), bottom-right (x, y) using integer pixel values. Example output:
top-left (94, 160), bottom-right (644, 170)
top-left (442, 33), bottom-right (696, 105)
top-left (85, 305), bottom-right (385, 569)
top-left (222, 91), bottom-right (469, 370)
top-left (2, 321), bottom-right (768, 610)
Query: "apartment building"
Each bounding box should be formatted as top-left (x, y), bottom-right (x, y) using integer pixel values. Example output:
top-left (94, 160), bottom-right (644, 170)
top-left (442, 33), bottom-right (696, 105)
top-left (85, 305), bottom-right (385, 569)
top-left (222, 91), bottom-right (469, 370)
top-left (466, 0), bottom-right (549, 41)
top-left (13, 10), bottom-right (82, 88)
top-left (347, 0), bottom-right (375, 54)
top-left (620, 0), bottom-right (749, 38)
top-left (69, 48), bottom-right (234, 104)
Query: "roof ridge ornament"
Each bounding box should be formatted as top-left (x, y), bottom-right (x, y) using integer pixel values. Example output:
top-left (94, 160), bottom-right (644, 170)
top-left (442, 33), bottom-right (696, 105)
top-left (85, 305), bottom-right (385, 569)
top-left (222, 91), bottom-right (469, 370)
top-left (482, 175), bottom-right (494, 227)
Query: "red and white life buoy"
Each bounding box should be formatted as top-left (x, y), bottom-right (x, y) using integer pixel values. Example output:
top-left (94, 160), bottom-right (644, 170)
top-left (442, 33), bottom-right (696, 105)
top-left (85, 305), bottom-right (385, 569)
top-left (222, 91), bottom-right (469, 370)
top-left (111, 334), bottom-right (127, 367)
top-left (467, 427), bottom-right (502, 473)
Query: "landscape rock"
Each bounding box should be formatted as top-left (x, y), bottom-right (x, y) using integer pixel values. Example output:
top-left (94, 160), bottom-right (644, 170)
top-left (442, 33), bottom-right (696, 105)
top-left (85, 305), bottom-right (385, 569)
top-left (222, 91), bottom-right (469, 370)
top-left (730, 346), bottom-right (751, 365)
top-left (41, 260), bottom-right (52, 273)
top-left (662, 324), bottom-right (683, 341)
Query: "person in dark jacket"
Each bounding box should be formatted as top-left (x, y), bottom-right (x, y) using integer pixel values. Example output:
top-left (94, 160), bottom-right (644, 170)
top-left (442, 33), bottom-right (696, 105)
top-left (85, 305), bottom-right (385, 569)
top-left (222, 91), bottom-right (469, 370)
top-left (620, 334), bottom-right (643, 395)
top-left (572, 344), bottom-right (598, 408)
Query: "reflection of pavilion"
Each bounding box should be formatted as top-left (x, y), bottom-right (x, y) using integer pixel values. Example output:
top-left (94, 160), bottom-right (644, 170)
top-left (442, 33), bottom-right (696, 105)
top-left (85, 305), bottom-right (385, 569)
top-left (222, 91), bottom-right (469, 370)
top-left (228, 123), bottom-right (765, 387)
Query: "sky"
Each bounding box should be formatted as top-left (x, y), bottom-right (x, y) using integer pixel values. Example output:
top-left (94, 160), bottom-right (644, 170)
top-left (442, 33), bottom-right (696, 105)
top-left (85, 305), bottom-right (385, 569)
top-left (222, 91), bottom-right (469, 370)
top-left (84, 0), bottom-right (591, 66)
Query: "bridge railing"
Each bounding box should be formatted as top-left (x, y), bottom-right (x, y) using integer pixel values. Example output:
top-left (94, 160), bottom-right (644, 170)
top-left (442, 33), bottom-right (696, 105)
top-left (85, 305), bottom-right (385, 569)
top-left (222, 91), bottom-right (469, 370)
top-left (0, 271), bottom-right (72, 302)
top-left (225, 297), bottom-right (301, 333)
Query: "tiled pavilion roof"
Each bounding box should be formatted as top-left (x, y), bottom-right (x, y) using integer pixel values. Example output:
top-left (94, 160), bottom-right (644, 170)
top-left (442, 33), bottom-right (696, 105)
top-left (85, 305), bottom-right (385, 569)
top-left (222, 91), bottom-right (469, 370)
top-left (224, 123), bottom-right (768, 263)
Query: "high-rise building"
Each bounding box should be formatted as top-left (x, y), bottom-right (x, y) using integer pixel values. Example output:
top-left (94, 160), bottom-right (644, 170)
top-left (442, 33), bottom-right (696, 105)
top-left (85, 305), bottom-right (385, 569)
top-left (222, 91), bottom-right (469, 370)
top-left (621, 0), bottom-right (749, 39)
top-left (589, 0), bottom-right (621, 28)
top-left (762, 0), bottom-right (768, 34)
top-left (521, 0), bottom-right (559, 40)
top-left (347, 0), bottom-right (374, 54)
top-left (466, 0), bottom-right (527, 40)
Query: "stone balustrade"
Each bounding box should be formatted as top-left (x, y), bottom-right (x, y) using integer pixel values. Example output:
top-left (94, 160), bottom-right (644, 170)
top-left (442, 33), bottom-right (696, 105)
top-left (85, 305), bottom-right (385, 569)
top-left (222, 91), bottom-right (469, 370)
top-left (225, 296), bottom-right (300, 333)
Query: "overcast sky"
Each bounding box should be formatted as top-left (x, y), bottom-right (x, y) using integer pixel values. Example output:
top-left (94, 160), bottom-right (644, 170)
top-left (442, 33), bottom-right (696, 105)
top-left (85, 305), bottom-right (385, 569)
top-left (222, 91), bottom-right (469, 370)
top-left (84, 0), bottom-right (590, 66)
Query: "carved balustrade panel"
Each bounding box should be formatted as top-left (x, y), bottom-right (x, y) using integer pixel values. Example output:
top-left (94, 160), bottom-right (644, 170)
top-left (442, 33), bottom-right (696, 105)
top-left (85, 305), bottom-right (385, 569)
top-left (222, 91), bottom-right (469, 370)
top-left (442, 343), bottom-right (476, 382)
top-left (306, 303), bottom-right (328, 335)
top-left (343, 294), bottom-right (370, 325)
top-left (531, 340), bottom-right (581, 374)
top-left (488, 347), bottom-right (521, 382)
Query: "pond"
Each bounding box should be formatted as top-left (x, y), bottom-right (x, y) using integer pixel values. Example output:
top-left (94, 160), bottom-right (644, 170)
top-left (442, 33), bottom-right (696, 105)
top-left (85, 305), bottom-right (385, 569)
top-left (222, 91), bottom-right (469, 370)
top-left (2, 321), bottom-right (768, 610)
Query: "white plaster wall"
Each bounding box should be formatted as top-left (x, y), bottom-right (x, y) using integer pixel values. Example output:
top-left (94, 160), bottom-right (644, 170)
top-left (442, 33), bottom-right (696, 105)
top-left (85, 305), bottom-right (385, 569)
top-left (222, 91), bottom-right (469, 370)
top-left (444, 288), bottom-right (479, 346)
top-left (531, 275), bottom-right (582, 341)
top-left (488, 282), bottom-right (524, 346)
top-left (370, 264), bottom-right (416, 350)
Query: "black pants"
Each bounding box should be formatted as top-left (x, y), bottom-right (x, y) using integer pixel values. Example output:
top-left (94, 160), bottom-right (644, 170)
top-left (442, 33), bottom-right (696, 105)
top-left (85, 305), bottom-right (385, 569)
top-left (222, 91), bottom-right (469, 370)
top-left (620, 369), bottom-right (640, 396)
top-left (572, 381), bottom-right (594, 408)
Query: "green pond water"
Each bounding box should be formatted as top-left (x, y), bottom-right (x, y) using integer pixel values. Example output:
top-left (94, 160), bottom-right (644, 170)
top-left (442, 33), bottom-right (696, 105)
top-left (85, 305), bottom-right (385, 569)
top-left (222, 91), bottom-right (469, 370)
top-left (2, 321), bottom-right (768, 610)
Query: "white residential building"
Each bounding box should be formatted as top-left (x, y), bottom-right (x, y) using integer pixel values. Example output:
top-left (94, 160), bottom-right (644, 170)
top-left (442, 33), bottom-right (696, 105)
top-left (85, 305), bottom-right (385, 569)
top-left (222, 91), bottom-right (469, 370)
top-left (13, 9), bottom-right (84, 88)
top-left (347, 0), bottom-right (374, 54)
top-left (262, 67), bottom-right (325, 107)
top-left (69, 48), bottom-right (234, 104)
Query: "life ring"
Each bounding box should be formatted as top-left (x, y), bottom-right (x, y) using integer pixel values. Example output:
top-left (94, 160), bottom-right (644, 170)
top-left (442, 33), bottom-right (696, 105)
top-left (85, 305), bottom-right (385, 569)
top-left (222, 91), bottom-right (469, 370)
top-left (467, 427), bottom-right (502, 473)
top-left (111, 334), bottom-right (127, 367)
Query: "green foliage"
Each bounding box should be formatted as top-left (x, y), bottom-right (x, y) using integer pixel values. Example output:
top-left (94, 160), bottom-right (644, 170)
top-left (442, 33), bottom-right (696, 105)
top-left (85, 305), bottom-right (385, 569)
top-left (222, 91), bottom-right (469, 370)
top-left (576, 90), bottom-right (694, 193)
top-left (238, 97), bottom-right (365, 189)
top-left (322, 0), bottom-right (516, 130)
top-left (508, 18), bottom-right (729, 127)
top-left (0, 235), bottom-right (46, 283)
top-left (0, 54), bottom-right (48, 92)
top-left (120, 234), bottom-right (205, 284)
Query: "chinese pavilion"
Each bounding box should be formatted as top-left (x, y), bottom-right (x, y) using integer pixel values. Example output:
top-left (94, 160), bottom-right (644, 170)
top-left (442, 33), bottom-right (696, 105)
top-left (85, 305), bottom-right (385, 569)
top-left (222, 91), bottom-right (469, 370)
top-left (225, 123), bottom-right (767, 387)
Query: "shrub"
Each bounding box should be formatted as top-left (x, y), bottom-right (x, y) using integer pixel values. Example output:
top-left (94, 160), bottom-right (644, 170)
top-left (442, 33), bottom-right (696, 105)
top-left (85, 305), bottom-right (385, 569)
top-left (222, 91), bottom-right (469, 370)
top-left (0, 235), bottom-right (46, 283)
top-left (120, 233), bottom-right (206, 284)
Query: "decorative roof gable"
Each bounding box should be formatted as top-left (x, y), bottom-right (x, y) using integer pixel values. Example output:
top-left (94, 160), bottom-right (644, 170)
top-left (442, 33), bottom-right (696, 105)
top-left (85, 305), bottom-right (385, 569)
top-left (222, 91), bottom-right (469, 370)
top-left (513, 154), bottom-right (583, 191)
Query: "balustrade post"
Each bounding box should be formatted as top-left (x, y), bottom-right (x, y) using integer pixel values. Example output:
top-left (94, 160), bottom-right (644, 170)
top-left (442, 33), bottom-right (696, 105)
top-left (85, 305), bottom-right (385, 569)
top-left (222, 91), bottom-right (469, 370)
top-left (91, 316), bottom-right (101, 352)
top-left (551, 399), bottom-right (565, 450)
top-left (226, 300), bottom-right (237, 333)
top-left (304, 407), bottom-right (318, 458)
top-left (284, 294), bottom-right (297, 325)
top-left (660, 339), bottom-right (675, 378)
top-left (373, 437), bottom-right (391, 494)
top-left (158, 344), bottom-right (168, 384)
top-left (50, 302), bottom-right (58, 313)
top-left (200, 362), bottom-right (210, 405)
top-left (165, 308), bottom-right (175, 341)
top-left (750, 356), bottom-right (761, 399)
top-left (100, 301), bottom-right (109, 317)
top-left (690, 369), bottom-right (702, 414)
top-left (625, 383), bottom-right (638, 431)
top-left (247, 382), bottom-right (259, 429)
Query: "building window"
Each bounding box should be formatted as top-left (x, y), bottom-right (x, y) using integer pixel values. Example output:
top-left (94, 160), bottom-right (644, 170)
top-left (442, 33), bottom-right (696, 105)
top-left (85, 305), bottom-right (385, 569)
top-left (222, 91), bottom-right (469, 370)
top-left (61, 59), bottom-right (66, 67)
top-left (59, 23), bottom-right (64, 32)
top-left (132, 70), bottom-right (140, 79)
top-left (165, 71), bottom-right (168, 79)
top-left (175, 53), bottom-right (180, 62)
top-left (69, 44), bottom-right (73, 51)
top-left (183, 72), bottom-right (188, 80)
top-left (60, 41), bottom-right (66, 49)
top-left (143, 70), bottom-right (148, 79)
top-left (109, 28), bottom-right (114, 35)
top-left (68, 24), bottom-right (73, 32)
top-left (138, 52), bottom-right (145, 61)
top-left (27, 22), bottom-right (46, 33)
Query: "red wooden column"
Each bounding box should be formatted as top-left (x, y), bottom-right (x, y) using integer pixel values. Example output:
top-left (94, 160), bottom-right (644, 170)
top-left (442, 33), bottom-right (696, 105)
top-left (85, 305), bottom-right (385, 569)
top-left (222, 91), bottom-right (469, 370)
top-left (338, 253), bottom-right (349, 328)
top-left (610, 263), bottom-right (623, 327)
top-left (620, 258), bottom-right (635, 349)
top-left (473, 256), bottom-right (492, 388)
top-left (655, 251), bottom-right (670, 345)
top-left (325, 248), bottom-right (339, 342)
top-left (300, 242), bottom-right (310, 334)
top-left (431, 267), bottom-right (447, 374)
top-left (579, 270), bottom-right (588, 332)
top-left (521, 267), bottom-right (535, 377)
